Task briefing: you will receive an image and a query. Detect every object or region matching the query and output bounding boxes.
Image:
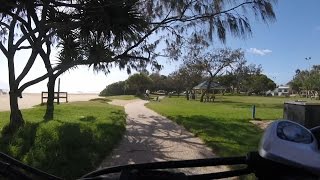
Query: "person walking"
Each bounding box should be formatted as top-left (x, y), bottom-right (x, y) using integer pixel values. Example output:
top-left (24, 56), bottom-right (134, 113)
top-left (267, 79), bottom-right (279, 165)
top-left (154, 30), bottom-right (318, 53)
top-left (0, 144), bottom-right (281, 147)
top-left (145, 89), bottom-right (150, 98)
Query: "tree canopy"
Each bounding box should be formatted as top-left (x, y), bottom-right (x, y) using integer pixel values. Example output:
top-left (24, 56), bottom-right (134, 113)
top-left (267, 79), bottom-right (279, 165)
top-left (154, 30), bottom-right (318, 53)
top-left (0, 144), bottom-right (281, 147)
top-left (0, 0), bottom-right (277, 129)
top-left (126, 73), bottom-right (153, 95)
top-left (289, 65), bottom-right (320, 98)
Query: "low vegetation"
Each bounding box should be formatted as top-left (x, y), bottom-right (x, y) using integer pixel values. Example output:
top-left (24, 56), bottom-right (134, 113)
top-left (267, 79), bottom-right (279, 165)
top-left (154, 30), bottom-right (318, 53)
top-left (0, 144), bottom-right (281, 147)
top-left (103, 95), bottom-right (138, 100)
top-left (147, 95), bottom-right (301, 157)
top-left (0, 101), bottom-right (126, 179)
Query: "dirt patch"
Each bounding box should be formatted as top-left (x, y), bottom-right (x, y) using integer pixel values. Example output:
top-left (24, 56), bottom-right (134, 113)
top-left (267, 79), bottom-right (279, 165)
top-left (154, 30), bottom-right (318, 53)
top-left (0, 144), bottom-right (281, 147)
top-left (250, 120), bottom-right (273, 130)
top-left (108, 99), bottom-right (140, 106)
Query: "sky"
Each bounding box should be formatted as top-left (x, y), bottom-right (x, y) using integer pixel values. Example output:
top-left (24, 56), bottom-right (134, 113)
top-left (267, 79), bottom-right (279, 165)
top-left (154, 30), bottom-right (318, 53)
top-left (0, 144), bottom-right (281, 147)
top-left (1, 0), bottom-right (320, 93)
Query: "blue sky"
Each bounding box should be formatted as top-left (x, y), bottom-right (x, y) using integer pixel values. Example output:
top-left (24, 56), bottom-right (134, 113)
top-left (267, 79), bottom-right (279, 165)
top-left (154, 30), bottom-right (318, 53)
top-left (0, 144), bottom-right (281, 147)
top-left (157, 0), bottom-right (320, 84)
top-left (227, 0), bottom-right (320, 84)
top-left (1, 0), bottom-right (320, 93)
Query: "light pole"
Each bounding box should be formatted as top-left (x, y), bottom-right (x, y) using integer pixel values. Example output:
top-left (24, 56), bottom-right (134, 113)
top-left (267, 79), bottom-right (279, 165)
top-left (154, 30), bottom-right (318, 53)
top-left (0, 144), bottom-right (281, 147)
top-left (305, 57), bottom-right (311, 98)
top-left (305, 57), bottom-right (312, 71)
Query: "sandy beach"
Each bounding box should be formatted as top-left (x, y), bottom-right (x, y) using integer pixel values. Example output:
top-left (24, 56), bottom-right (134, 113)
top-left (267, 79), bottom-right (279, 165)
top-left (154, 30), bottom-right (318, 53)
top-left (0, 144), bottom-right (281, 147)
top-left (0, 93), bottom-right (99, 112)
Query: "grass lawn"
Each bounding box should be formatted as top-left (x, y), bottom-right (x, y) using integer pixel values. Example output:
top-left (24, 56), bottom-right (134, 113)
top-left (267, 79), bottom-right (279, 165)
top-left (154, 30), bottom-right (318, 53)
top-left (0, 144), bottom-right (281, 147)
top-left (0, 101), bottom-right (126, 179)
top-left (146, 95), bottom-right (307, 157)
top-left (100, 95), bottom-right (138, 100)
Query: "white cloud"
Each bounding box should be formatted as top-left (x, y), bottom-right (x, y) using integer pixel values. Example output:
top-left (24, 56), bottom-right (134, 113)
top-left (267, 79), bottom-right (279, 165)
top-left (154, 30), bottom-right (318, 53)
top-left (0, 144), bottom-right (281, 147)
top-left (247, 48), bottom-right (272, 56)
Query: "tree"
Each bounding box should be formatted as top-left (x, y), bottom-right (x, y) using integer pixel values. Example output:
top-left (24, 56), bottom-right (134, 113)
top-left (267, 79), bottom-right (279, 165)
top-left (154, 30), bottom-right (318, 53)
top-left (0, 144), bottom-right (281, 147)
top-left (216, 73), bottom-right (237, 92)
top-left (0, 1), bottom-right (43, 129)
top-left (185, 48), bottom-right (245, 102)
top-left (310, 72), bottom-right (320, 99)
top-left (0, 0), bottom-right (152, 125)
top-left (168, 65), bottom-right (204, 99)
top-left (232, 61), bottom-right (263, 93)
top-left (291, 70), bottom-right (312, 97)
top-left (300, 66), bottom-right (320, 98)
top-left (289, 66), bottom-right (320, 99)
top-left (0, 0), bottom-right (277, 129)
top-left (100, 81), bottom-right (134, 96)
top-left (149, 73), bottom-right (170, 92)
top-left (250, 74), bottom-right (276, 95)
top-left (127, 73), bottom-right (153, 95)
top-left (289, 69), bottom-right (303, 94)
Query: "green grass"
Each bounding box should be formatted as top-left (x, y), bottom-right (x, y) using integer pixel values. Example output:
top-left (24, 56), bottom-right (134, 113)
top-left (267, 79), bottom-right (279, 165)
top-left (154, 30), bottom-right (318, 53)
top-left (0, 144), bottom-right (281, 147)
top-left (100, 95), bottom-right (138, 100)
top-left (89, 97), bottom-right (112, 103)
top-left (0, 101), bottom-right (126, 179)
top-left (146, 95), bottom-right (308, 157)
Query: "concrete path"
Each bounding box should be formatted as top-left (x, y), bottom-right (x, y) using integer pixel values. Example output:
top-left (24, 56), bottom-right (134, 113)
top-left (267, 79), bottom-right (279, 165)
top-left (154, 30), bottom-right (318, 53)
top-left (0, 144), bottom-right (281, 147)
top-left (100, 99), bottom-right (228, 175)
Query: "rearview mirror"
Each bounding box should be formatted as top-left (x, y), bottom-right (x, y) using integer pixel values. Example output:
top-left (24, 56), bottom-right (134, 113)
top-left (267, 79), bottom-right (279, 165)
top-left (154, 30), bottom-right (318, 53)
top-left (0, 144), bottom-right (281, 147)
top-left (259, 120), bottom-right (320, 175)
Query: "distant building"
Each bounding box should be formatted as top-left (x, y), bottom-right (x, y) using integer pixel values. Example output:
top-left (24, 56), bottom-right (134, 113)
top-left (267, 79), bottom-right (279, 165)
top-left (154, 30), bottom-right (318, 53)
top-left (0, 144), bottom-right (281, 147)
top-left (193, 81), bottom-right (226, 92)
top-left (266, 85), bottom-right (290, 96)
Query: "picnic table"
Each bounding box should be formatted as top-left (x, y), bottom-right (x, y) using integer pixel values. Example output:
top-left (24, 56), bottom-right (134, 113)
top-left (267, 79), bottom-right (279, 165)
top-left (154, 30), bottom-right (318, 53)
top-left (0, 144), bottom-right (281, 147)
top-left (204, 94), bottom-right (215, 102)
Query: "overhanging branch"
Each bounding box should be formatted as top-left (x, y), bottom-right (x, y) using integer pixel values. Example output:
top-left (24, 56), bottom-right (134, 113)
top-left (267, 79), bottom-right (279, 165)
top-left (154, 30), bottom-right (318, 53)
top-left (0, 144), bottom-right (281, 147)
top-left (152, 1), bottom-right (255, 25)
top-left (0, 21), bottom-right (10, 29)
top-left (16, 46), bottom-right (32, 50)
top-left (18, 66), bottom-right (60, 93)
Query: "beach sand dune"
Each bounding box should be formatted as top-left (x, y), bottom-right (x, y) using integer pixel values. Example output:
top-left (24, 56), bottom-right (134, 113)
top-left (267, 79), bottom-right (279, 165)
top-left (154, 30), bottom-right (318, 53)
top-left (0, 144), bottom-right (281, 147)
top-left (0, 93), bottom-right (99, 112)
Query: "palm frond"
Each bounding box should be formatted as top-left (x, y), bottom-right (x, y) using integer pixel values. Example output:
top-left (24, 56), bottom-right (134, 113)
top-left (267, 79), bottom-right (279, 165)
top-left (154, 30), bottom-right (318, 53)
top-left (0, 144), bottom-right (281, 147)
top-left (79, 0), bottom-right (148, 46)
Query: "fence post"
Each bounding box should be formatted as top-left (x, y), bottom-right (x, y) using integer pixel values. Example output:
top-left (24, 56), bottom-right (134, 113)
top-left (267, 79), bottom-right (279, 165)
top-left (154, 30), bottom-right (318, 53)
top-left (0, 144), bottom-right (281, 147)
top-left (57, 78), bottom-right (60, 104)
top-left (252, 105), bottom-right (256, 120)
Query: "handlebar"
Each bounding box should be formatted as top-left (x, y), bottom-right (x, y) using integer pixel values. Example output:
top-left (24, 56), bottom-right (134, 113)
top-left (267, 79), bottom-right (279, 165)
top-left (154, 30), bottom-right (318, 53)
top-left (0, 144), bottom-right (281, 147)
top-left (1, 120), bottom-right (320, 179)
top-left (0, 151), bottom-right (318, 180)
top-left (79, 152), bottom-right (319, 180)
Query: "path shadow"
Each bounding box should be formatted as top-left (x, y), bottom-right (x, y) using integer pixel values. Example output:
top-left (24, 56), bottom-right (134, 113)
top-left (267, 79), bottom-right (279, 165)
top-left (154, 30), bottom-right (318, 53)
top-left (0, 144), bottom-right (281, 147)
top-left (171, 115), bottom-right (262, 157)
top-left (100, 113), bottom-right (219, 168)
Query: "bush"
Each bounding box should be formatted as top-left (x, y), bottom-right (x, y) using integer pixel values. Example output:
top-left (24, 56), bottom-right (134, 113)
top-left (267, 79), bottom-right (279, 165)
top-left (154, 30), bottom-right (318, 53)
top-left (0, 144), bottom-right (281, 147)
top-left (0, 101), bottom-right (126, 179)
top-left (100, 81), bottom-right (135, 96)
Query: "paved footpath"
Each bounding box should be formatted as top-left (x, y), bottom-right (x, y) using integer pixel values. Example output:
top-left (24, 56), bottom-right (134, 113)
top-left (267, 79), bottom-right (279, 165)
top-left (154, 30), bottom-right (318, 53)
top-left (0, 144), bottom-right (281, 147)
top-left (99, 99), bottom-right (228, 175)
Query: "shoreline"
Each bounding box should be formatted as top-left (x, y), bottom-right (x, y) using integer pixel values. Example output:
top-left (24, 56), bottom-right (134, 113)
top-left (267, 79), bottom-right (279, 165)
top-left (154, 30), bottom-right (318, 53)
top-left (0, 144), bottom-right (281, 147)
top-left (0, 93), bottom-right (99, 112)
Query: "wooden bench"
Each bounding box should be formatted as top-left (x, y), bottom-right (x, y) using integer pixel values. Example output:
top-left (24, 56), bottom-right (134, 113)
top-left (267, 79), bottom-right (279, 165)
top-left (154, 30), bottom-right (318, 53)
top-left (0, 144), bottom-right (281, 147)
top-left (41, 92), bottom-right (68, 105)
top-left (204, 94), bottom-right (215, 102)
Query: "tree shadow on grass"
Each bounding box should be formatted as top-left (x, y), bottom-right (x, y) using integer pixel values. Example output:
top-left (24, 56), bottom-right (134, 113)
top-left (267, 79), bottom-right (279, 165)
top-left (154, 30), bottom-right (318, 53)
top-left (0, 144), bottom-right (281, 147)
top-left (0, 122), bottom-right (40, 159)
top-left (0, 117), bottom-right (125, 180)
top-left (171, 115), bottom-right (263, 157)
top-left (79, 115), bottom-right (97, 122)
top-left (217, 100), bottom-right (283, 109)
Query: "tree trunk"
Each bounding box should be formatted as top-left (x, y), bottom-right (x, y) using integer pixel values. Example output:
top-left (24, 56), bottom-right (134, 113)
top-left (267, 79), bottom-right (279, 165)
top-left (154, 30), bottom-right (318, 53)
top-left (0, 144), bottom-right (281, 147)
top-left (44, 76), bottom-right (56, 120)
top-left (186, 90), bottom-right (189, 100)
top-left (200, 79), bottom-right (212, 102)
top-left (7, 55), bottom-right (24, 131)
top-left (136, 88), bottom-right (141, 96)
top-left (200, 91), bottom-right (205, 102)
top-left (8, 92), bottom-right (24, 131)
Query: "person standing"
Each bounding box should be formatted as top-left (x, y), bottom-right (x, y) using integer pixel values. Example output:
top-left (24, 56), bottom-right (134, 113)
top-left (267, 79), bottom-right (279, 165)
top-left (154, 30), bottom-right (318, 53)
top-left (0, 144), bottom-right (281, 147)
top-left (146, 89), bottom-right (150, 98)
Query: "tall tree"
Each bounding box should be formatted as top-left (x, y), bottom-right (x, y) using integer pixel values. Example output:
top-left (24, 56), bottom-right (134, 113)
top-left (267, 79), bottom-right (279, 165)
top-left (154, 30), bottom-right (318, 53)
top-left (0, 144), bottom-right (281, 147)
top-left (249, 74), bottom-right (276, 95)
top-left (290, 65), bottom-right (320, 99)
top-left (100, 81), bottom-right (134, 96)
top-left (169, 64), bottom-right (204, 99)
top-left (0, 0), bottom-right (277, 129)
top-left (185, 48), bottom-right (245, 102)
top-left (127, 73), bottom-right (153, 95)
top-left (149, 73), bottom-right (170, 92)
top-left (0, 1), bottom-right (46, 129)
top-left (232, 61), bottom-right (263, 93)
